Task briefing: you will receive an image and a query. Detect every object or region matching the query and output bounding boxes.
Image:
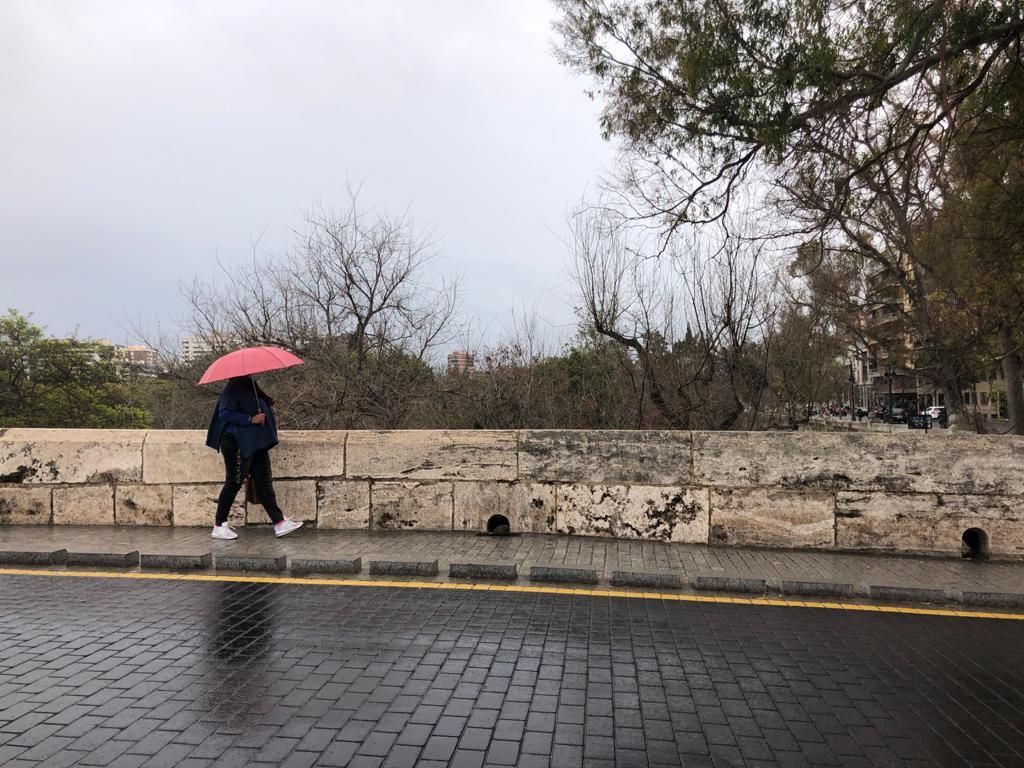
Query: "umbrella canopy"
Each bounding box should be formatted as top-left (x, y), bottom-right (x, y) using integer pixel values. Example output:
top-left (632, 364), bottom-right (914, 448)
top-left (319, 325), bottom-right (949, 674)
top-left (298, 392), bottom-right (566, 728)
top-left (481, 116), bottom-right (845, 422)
top-left (198, 346), bottom-right (304, 385)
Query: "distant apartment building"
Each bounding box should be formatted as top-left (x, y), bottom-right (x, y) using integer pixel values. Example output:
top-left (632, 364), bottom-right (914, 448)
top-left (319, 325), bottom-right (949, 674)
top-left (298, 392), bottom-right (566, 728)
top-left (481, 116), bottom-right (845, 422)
top-left (95, 340), bottom-right (157, 366)
top-left (447, 351), bottom-right (475, 375)
top-left (121, 345), bottom-right (159, 368)
top-left (851, 265), bottom-right (1012, 419)
top-left (180, 335), bottom-right (213, 363)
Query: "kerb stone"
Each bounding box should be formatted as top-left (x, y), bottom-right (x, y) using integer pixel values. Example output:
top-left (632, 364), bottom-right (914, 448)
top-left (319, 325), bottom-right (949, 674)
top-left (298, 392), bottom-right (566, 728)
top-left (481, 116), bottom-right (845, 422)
top-left (610, 571), bottom-right (683, 589)
top-left (529, 565), bottom-right (599, 585)
top-left (291, 557), bottom-right (362, 575)
top-left (449, 562), bottom-right (518, 580)
top-left (141, 553), bottom-right (213, 569)
top-left (369, 560), bottom-right (439, 577)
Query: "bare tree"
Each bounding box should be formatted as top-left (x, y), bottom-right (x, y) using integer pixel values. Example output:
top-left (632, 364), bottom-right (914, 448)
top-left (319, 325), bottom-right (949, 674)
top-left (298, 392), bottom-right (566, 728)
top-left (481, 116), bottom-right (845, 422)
top-left (569, 204), bottom-right (777, 429)
top-left (179, 189), bottom-right (461, 429)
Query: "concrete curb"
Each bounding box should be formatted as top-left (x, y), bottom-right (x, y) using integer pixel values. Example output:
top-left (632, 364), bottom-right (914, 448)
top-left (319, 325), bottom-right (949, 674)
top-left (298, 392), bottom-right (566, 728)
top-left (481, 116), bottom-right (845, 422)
top-left (692, 575), bottom-right (767, 594)
top-left (291, 557), bottom-right (362, 575)
top-left (869, 585), bottom-right (947, 604)
top-left (958, 590), bottom-right (1024, 608)
top-left (778, 580), bottom-right (860, 598)
top-left (216, 555), bottom-right (287, 573)
top-left (0, 549), bottom-right (67, 566)
top-left (610, 571), bottom-right (683, 589)
top-left (450, 562), bottom-right (518, 580)
top-left (141, 553), bottom-right (213, 570)
top-left (529, 565), bottom-right (599, 585)
top-left (66, 551), bottom-right (140, 568)
top-left (369, 560), bottom-right (439, 577)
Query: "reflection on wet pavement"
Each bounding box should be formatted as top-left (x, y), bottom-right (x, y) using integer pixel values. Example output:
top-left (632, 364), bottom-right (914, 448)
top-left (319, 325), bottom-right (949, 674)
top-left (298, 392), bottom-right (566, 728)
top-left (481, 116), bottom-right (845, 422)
top-left (0, 573), bottom-right (1022, 766)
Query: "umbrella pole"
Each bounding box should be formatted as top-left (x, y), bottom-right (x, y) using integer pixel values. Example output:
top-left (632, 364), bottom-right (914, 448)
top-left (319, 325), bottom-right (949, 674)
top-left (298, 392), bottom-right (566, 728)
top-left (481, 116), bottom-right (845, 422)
top-left (251, 378), bottom-right (262, 415)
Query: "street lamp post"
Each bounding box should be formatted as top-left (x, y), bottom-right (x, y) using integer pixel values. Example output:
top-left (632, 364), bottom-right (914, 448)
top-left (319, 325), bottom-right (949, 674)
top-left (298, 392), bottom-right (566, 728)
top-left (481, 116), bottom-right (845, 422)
top-left (849, 362), bottom-right (856, 421)
top-left (884, 365), bottom-right (896, 423)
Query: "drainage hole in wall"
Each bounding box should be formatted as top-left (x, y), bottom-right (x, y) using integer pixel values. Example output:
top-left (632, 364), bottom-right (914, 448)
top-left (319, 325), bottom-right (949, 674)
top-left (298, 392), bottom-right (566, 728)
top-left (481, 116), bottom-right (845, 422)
top-left (486, 514), bottom-right (511, 536)
top-left (961, 528), bottom-right (990, 560)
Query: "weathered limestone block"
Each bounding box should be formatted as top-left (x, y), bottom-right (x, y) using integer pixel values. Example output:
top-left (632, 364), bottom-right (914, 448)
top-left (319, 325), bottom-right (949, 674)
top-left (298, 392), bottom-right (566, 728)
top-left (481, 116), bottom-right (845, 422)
top-left (519, 430), bottom-right (692, 485)
top-left (270, 432), bottom-right (346, 479)
top-left (173, 484), bottom-right (244, 527)
top-left (115, 485), bottom-right (172, 526)
top-left (836, 491), bottom-right (1024, 556)
top-left (0, 487), bottom-right (52, 524)
top-left (555, 484), bottom-right (708, 543)
top-left (693, 431), bottom-right (1024, 495)
top-left (372, 481), bottom-right (453, 530)
top-left (143, 431), bottom-right (222, 484)
top-left (53, 485), bottom-right (114, 525)
top-left (453, 482), bottom-right (556, 533)
top-left (317, 481), bottom-right (371, 529)
top-left (347, 431), bottom-right (516, 481)
top-left (709, 488), bottom-right (835, 548)
top-left (246, 480), bottom-right (317, 524)
top-left (145, 430), bottom-right (345, 485)
top-left (0, 428), bottom-right (144, 484)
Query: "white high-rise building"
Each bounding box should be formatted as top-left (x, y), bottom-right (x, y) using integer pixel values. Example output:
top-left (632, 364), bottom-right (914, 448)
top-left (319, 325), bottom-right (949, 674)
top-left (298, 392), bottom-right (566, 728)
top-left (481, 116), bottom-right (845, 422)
top-left (180, 335), bottom-right (214, 363)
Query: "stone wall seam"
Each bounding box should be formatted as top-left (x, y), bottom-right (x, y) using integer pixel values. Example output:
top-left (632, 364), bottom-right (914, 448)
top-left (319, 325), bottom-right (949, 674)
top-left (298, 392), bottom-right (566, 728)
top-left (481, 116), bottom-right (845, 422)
top-left (140, 430), bottom-right (149, 486)
top-left (367, 480), bottom-right (374, 530)
top-left (832, 490), bottom-right (839, 548)
top-left (704, 486), bottom-right (711, 545)
top-left (688, 430), bottom-right (696, 485)
top-left (342, 431), bottom-right (349, 479)
top-left (705, 484), bottom-right (714, 545)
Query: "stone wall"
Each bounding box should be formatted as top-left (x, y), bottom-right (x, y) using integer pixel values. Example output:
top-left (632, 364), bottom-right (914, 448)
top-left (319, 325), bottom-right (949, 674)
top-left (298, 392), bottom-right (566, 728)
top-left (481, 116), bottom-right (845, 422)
top-left (2, 428), bottom-right (1022, 557)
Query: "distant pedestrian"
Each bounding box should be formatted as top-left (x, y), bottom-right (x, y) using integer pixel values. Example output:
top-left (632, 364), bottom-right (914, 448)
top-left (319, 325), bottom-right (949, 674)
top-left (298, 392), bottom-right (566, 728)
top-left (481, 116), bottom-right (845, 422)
top-left (205, 375), bottom-right (303, 540)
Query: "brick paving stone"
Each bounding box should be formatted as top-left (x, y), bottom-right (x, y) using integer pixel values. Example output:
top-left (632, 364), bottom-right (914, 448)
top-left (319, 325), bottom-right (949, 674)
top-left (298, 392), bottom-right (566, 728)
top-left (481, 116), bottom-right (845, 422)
top-left (0, 572), bottom-right (1022, 766)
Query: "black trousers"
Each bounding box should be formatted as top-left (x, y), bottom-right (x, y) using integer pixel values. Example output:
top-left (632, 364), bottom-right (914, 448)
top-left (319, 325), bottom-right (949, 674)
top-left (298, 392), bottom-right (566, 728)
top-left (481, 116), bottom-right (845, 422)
top-left (216, 434), bottom-right (284, 526)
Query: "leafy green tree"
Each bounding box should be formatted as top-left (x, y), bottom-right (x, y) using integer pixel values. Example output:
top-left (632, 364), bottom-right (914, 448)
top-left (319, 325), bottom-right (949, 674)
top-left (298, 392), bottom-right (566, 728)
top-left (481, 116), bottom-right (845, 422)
top-left (0, 310), bottom-right (151, 429)
top-left (555, 0), bottom-right (1024, 227)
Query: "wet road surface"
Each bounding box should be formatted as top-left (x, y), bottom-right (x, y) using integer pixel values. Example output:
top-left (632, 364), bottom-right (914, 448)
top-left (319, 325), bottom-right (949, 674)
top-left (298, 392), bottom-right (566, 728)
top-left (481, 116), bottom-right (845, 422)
top-left (0, 572), bottom-right (1022, 767)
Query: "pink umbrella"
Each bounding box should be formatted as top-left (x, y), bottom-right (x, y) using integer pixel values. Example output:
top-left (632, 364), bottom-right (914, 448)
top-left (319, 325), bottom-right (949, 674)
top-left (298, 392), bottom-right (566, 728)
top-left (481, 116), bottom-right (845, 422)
top-left (198, 346), bottom-right (304, 385)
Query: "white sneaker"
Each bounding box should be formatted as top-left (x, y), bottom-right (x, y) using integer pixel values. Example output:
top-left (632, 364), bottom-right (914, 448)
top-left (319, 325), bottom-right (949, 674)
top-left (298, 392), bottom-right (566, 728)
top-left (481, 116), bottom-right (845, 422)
top-left (211, 523), bottom-right (238, 540)
top-left (274, 518), bottom-right (303, 538)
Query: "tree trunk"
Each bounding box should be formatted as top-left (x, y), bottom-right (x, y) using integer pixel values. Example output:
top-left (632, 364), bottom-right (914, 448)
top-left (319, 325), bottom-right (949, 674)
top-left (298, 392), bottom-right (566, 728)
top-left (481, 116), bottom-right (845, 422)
top-left (999, 324), bottom-right (1024, 435)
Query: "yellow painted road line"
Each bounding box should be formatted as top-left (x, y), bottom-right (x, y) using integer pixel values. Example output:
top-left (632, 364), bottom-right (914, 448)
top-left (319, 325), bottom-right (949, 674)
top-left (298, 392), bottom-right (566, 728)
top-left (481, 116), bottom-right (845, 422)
top-left (1, 567), bottom-right (1022, 621)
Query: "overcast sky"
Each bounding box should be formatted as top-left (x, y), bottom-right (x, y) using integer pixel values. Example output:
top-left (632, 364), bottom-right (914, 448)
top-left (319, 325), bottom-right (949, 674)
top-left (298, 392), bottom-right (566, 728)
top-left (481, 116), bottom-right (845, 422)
top-left (0, 1), bottom-right (613, 351)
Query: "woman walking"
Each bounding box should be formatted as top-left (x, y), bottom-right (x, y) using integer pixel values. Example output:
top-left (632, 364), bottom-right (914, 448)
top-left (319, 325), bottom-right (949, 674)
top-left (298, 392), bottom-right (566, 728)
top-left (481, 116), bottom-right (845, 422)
top-left (205, 375), bottom-right (303, 540)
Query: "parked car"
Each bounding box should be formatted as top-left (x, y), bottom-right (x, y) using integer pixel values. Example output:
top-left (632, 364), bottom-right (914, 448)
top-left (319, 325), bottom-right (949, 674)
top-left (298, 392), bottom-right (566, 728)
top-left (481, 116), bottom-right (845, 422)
top-left (926, 405), bottom-right (947, 426)
top-left (889, 406), bottom-right (907, 423)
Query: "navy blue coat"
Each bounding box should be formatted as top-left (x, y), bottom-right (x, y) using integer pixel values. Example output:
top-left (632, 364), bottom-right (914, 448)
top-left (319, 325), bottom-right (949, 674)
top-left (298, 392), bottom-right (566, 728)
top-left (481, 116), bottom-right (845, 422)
top-left (205, 376), bottom-right (279, 458)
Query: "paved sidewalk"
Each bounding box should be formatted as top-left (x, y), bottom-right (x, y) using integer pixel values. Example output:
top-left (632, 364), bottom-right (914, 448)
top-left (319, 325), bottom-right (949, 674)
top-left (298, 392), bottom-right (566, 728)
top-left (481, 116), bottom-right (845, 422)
top-left (2, 526), bottom-right (1024, 607)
